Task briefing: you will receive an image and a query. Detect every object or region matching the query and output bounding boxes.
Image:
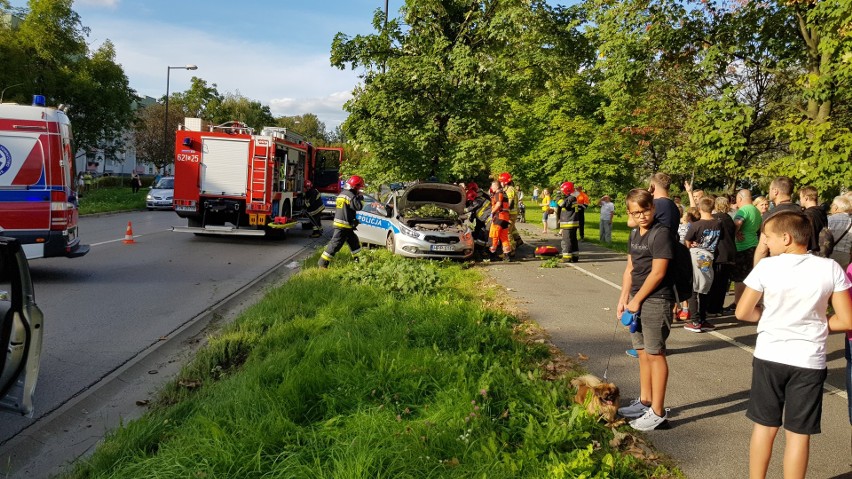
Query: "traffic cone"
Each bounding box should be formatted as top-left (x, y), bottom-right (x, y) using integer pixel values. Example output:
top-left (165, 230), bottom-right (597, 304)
top-left (122, 221), bottom-right (135, 244)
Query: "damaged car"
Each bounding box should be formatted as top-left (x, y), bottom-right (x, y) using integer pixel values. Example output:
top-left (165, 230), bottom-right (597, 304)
top-left (355, 182), bottom-right (474, 260)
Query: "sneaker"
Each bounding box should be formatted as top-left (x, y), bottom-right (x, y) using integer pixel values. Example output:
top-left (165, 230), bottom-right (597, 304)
top-left (721, 304), bottom-right (737, 315)
top-left (683, 321), bottom-right (704, 333)
top-left (699, 320), bottom-right (716, 332)
top-left (629, 407), bottom-right (668, 431)
top-left (618, 398), bottom-right (650, 419)
top-left (625, 349), bottom-right (638, 358)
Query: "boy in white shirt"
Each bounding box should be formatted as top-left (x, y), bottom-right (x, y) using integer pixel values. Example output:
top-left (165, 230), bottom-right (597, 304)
top-left (736, 211), bottom-right (852, 479)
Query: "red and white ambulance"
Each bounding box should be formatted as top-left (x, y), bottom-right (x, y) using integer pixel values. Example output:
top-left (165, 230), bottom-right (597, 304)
top-left (0, 95), bottom-right (89, 259)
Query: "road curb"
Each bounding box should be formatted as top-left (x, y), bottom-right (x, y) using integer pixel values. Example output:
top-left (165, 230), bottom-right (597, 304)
top-left (0, 241), bottom-right (324, 479)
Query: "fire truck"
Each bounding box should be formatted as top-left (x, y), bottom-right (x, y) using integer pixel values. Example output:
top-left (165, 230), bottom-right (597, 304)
top-left (0, 95), bottom-right (89, 259)
top-left (172, 119), bottom-right (342, 236)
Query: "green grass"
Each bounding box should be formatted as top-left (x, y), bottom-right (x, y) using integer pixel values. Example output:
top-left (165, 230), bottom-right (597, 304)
top-left (78, 186), bottom-right (147, 215)
top-left (525, 206), bottom-right (631, 253)
top-left (65, 251), bottom-right (680, 479)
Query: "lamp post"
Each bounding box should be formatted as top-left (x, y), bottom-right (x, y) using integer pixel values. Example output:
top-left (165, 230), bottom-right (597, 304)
top-left (163, 64), bottom-right (198, 168)
top-left (0, 82), bottom-right (24, 103)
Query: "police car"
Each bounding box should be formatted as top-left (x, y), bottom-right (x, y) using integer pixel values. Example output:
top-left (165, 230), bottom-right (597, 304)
top-left (354, 182), bottom-right (474, 259)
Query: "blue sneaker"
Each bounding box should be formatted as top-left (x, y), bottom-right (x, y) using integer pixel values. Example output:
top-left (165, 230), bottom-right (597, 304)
top-left (625, 349), bottom-right (638, 358)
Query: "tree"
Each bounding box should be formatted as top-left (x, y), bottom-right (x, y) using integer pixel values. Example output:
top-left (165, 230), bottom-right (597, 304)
top-left (332, 0), bottom-right (549, 184)
top-left (275, 113), bottom-right (329, 145)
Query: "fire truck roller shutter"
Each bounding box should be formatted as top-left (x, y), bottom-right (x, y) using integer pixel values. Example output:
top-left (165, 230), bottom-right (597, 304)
top-left (200, 138), bottom-right (250, 196)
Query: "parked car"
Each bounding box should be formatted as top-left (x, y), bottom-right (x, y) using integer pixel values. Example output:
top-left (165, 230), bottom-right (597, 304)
top-left (147, 176), bottom-right (174, 210)
top-left (0, 236), bottom-right (45, 417)
top-left (355, 182), bottom-right (474, 260)
top-left (320, 193), bottom-right (336, 218)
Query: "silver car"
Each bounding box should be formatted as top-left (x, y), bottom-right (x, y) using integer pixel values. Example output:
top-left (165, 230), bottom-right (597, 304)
top-left (147, 176), bottom-right (174, 210)
top-left (355, 182), bottom-right (474, 259)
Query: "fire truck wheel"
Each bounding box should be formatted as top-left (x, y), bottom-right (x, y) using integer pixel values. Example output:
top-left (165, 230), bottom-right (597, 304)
top-left (386, 232), bottom-right (396, 254)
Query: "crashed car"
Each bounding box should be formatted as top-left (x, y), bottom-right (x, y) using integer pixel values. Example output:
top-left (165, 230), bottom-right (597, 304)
top-left (0, 236), bottom-right (44, 417)
top-left (355, 182), bottom-right (474, 259)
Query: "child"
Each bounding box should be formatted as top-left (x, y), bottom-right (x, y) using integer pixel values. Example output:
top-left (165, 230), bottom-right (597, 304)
top-left (540, 189), bottom-right (551, 234)
top-left (735, 211), bottom-right (852, 479)
top-left (675, 207), bottom-right (699, 321)
top-left (616, 188), bottom-right (675, 431)
top-left (683, 197), bottom-right (721, 332)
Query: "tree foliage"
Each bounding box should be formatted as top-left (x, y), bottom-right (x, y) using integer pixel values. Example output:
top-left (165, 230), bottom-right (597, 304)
top-left (1, 0), bottom-right (136, 161)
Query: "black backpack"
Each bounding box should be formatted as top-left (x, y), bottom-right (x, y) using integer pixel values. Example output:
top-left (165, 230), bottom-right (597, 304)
top-left (648, 226), bottom-right (693, 301)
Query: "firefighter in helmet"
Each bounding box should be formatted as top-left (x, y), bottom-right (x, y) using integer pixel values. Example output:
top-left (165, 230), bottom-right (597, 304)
top-left (303, 180), bottom-right (324, 238)
top-left (499, 172), bottom-right (523, 251)
top-left (489, 180), bottom-right (512, 261)
top-left (318, 175), bottom-right (365, 268)
top-left (464, 182), bottom-right (491, 259)
top-left (556, 181), bottom-right (580, 262)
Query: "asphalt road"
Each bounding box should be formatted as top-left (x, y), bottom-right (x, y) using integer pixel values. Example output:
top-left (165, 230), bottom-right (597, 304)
top-left (487, 222), bottom-right (852, 479)
top-left (0, 210), bottom-right (322, 476)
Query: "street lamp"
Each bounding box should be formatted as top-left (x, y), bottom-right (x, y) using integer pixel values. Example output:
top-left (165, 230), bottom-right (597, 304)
top-left (163, 64), bottom-right (198, 168)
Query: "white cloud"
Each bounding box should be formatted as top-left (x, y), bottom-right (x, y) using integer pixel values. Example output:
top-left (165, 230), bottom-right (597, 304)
top-left (86, 16), bottom-right (361, 127)
top-left (76, 0), bottom-right (119, 7)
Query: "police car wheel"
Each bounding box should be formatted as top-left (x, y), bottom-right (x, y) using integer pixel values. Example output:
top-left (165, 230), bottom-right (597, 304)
top-left (386, 232), bottom-right (395, 253)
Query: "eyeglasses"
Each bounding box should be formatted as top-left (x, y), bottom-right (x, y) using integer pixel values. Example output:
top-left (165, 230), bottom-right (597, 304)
top-left (628, 209), bottom-right (652, 218)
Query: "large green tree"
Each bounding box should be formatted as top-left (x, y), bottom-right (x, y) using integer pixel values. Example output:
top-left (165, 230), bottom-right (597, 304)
top-left (332, 0), bottom-right (549, 184)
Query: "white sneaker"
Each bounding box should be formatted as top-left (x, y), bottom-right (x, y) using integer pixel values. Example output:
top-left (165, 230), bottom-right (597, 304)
top-left (629, 408), bottom-right (668, 431)
top-left (617, 398), bottom-right (650, 419)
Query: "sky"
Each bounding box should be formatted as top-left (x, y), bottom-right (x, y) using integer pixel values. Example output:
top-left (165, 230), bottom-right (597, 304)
top-left (11, 0), bottom-right (386, 128)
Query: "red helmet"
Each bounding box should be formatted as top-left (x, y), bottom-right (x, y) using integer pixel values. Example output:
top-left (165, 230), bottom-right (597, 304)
top-left (561, 181), bottom-right (575, 195)
top-left (498, 172), bottom-right (512, 184)
top-left (466, 182), bottom-right (478, 193)
top-left (345, 175), bottom-right (365, 191)
top-left (304, 179), bottom-right (313, 190)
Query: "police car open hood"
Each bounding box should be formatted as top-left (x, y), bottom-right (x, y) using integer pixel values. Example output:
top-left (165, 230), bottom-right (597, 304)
top-left (398, 183), bottom-right (466, 215)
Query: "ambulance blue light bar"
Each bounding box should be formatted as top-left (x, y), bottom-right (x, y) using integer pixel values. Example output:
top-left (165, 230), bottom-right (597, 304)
top-left (32, 95), bottom-right (46, 107)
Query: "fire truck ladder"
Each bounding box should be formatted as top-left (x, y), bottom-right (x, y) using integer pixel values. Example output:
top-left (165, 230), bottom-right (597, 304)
top-left (248, 141), bottom-right (271, 218)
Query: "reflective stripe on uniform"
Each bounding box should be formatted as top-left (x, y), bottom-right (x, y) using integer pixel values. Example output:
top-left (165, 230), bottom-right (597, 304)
top-left (560, 222), bottom-right (579, 229)
top-left (333, 219), bottom-right (353, 229)
top-left (309, 205), bottom-right (325, 216)
top-left (321, 251), bottom-right (334, 261)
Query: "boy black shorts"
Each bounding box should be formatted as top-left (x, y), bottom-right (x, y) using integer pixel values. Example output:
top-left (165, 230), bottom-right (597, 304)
top-left (746, 357), bottom-right (827, 435)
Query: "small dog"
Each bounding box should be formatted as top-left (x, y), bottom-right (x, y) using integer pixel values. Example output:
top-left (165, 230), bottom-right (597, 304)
top-left (570, 374), bottom-right (621, 424)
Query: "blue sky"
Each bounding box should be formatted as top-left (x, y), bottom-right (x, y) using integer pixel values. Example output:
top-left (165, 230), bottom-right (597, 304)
top-left (10, 0), bottom-right (570, 129)
top-left (11, 0), bottom-right (386, 127)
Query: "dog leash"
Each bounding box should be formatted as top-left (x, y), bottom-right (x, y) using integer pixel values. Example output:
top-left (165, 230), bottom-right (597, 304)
top-left (602, 315), bottom-right (621, 381)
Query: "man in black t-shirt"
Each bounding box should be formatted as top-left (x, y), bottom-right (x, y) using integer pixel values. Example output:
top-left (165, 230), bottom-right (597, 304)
top-left (754, 176), bottom-right (801, 266)
top-left (799, 185), bottom-right (827, 254)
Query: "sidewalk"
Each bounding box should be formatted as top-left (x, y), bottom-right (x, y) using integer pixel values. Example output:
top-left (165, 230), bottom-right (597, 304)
top-left (483, 221), bottom-right (852, 479)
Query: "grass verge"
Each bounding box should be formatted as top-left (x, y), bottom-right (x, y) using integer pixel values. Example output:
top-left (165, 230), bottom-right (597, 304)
top-left (65, 250), bottom-right (680, 478)
top-left (78, 186), bottom-right (147, 215)
top-left (525, 208), bottom-right (630, 253)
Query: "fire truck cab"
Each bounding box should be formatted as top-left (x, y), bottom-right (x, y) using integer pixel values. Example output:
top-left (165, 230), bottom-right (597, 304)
top-left (172, 119), bottom-right (342, 236)
top-left (0, 96), bottom-right (89, 259)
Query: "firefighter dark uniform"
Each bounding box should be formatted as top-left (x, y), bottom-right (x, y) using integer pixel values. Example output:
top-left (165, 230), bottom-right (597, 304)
top-left (464, 184), bottom-right (491, 259)
top-left (318, 176), bottom-right (364, 268)
top-left (303, 180), bottom-right (324, 238)
top-left (489, 182), bottom-right (512, 259)
top-left (556, 181), bottom-right (580, 262)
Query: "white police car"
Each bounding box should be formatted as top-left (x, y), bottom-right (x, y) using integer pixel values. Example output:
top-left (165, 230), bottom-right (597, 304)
top-left (355, 182), bottom-right (474, 259)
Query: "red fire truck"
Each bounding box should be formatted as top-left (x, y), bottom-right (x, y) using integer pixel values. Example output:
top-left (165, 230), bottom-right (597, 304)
top-left (172, 119), bottom-right (342, 236)
top-left (0, 95), bottom-right (89, 259)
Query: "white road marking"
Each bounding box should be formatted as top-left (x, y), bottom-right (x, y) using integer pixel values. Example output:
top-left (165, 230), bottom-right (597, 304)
top-left (567, 262), bottom-right (848, 401)
top-left (90, 236), bottom-right (139, 247)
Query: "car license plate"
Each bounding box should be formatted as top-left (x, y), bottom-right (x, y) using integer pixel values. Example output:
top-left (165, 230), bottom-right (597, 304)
top-left (430, 244), bottom-right (454, 252)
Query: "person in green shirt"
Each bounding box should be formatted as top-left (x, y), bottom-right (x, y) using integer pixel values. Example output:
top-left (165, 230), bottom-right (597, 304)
top-left (726, 189), bottom-right (762, 313)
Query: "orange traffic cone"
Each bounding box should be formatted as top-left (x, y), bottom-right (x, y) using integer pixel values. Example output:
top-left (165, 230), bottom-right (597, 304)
top-left (122, 221), bottom-right (135, 244)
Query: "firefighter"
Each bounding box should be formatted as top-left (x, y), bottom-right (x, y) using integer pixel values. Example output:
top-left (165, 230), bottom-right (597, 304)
top-left (303, 180), bottom-right (324, 238)
top-left (499, 172), bottom-right (524, 251)
top-left (464, 182), bottom-right (491, 260)
top-left (489, 180), bottom-right (512, 261)
top-left (556, 181), bottom-right (580, 262)
top-left (318, 175), bottom-right (365, 268)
